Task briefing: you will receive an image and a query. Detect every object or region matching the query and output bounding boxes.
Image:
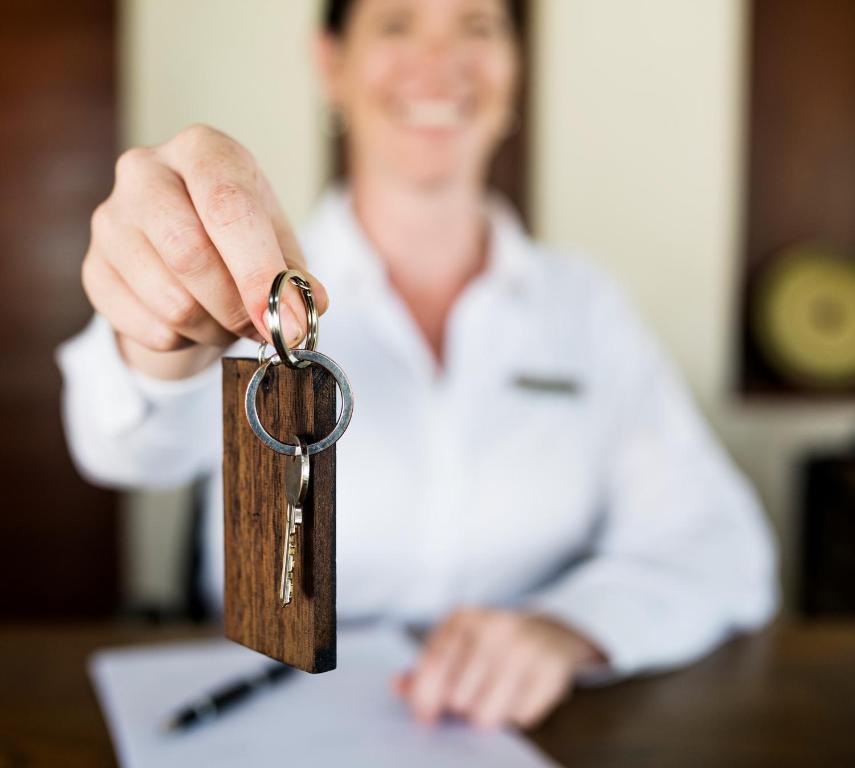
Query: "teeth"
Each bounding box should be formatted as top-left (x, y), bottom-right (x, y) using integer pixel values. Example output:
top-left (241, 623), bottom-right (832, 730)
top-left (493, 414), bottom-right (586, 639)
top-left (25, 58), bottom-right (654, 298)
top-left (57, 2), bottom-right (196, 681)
top-left (403, 99), bottom-right (462, 129)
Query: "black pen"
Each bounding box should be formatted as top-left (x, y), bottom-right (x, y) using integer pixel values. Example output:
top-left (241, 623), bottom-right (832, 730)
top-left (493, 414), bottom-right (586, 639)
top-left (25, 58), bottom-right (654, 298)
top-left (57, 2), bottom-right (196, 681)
top-left (164, 662), bottom-right (294, 732)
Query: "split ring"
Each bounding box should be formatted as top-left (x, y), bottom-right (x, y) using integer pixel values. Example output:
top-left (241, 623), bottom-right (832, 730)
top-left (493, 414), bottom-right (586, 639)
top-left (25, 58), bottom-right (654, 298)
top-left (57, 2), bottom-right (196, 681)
top-left (245, 349), bottom-right (354, 456)
top-left (266, 269), bottom-right (318, 368)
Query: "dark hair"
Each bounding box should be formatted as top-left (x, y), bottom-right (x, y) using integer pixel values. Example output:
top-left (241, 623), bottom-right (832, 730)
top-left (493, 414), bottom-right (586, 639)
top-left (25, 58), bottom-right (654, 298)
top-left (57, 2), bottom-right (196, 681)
top-left (323, 0), bottom-right (524, 37)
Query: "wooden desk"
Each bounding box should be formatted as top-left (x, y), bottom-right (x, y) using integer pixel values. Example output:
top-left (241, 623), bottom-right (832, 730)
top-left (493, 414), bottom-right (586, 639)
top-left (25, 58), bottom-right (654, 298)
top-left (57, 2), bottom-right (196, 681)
top-left (0, 621), bottom-right (852, 767)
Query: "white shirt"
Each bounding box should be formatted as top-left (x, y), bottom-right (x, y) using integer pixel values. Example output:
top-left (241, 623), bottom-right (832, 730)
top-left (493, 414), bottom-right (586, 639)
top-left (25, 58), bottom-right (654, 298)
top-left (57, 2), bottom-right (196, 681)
top-left (56, 186), bottom-right (778, 679)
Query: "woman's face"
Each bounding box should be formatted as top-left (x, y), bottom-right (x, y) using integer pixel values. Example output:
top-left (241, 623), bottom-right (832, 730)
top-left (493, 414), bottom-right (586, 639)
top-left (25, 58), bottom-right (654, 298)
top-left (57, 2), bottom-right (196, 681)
top-left (317, 0), bottom-right (520, 190)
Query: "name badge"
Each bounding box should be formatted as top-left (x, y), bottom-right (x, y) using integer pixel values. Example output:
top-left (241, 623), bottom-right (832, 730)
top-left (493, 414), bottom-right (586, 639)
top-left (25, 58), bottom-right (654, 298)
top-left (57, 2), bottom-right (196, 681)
top-left (511, 373), bottom-right (581, 395)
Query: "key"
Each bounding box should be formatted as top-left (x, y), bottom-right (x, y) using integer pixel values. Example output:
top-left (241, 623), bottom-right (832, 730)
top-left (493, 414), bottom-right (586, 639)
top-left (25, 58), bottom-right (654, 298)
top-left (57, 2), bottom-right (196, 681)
top-left (279, 434), bottom-right (310, 606)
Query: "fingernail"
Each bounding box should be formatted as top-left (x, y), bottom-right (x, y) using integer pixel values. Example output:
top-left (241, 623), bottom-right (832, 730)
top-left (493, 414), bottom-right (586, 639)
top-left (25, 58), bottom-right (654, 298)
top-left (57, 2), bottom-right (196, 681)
top-left (416, 709), bottom-right (437, 725)
top-left (474, 715), bottom-right (499, 731)
top-left (282, 305), bottom-right (304, 346)
top-left (316, 281), bottom-right (330, 313)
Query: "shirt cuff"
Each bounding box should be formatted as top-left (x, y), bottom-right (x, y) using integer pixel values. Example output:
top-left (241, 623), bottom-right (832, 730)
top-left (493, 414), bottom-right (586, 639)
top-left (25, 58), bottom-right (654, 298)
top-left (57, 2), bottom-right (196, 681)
top-left (522, 560), bottom-right (683, 686)
top-left (55, 314), bottom-right (222, 437)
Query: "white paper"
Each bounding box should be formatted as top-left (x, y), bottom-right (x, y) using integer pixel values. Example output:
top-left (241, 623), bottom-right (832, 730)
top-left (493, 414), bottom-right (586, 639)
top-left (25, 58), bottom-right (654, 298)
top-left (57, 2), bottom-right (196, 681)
top-left (89, 622), bottom-right (559, 768)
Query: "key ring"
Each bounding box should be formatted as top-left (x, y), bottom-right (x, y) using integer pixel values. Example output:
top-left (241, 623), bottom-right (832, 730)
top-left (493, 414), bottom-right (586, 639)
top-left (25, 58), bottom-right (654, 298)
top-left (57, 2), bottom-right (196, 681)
top-left (266, 269), bottom-right (318, 368)
top-left (245, 349), bottom-right (354, 456)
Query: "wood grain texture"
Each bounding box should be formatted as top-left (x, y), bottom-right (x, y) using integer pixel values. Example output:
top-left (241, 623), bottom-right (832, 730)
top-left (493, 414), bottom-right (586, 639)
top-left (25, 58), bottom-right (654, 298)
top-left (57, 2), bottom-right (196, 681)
top-left (0, 0), bottom-right (119, 618)
top-left (222, 357), bottom-right (336, 673)
top-left (4, 621), bottom-right (855, 766)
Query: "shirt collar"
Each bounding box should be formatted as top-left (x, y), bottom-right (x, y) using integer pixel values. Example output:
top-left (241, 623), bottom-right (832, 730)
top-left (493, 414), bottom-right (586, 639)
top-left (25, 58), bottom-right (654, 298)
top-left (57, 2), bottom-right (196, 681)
top-left (302, 184), bottom-right (534, 297)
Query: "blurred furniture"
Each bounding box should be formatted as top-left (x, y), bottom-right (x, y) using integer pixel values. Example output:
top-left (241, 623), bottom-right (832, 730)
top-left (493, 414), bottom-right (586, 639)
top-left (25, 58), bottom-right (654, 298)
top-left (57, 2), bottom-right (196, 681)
top-left (0, 621), bottom-right (852, 767)
top-left (741, 0), bottom-right (855, 396)
top-left (801, 452), bottom-right (855, 614)
top-left (0, 0), bottom-right (119, 616)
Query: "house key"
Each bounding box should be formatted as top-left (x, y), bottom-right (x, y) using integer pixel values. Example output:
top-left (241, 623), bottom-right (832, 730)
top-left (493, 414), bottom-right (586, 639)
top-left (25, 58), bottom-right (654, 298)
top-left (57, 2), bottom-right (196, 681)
top-left (279, 434), bottom-right (310, 606)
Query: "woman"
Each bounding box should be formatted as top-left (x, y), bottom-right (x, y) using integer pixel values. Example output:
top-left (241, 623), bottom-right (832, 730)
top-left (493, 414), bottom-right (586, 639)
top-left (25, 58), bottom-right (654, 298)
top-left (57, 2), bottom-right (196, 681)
top-left (57, 0), bottom-right (778, 730)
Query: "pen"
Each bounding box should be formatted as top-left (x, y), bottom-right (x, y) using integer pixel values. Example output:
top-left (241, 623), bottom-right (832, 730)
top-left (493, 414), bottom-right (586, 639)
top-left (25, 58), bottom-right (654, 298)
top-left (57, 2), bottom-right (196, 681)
top-left (164, 662), bottom-right (294, 732)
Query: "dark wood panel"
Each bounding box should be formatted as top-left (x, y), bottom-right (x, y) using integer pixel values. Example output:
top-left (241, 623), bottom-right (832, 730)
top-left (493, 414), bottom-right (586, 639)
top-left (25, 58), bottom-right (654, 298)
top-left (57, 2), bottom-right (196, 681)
top-left (740, 0), bottom-right (855, 396)
top-left (0, 0), bottom-right (119, 616)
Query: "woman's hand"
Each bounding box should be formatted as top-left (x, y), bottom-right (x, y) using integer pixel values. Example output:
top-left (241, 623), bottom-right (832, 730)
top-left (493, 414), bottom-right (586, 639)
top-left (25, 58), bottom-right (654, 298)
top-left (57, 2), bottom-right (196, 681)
top-left (391, 607), bottom-right (607, 730)
top-left (82, 124), bottom-right (329, 380)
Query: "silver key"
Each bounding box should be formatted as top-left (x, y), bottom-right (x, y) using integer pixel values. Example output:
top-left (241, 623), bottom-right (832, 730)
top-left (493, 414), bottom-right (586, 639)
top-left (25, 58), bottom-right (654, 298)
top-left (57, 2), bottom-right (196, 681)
top-left (279, 434), bottom-right (310, 606)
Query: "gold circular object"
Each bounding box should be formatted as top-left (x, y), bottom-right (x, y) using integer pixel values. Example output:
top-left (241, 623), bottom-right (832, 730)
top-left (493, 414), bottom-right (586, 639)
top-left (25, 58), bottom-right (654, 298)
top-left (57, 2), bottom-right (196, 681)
top-left (753, 245), bottom-right (855, 388)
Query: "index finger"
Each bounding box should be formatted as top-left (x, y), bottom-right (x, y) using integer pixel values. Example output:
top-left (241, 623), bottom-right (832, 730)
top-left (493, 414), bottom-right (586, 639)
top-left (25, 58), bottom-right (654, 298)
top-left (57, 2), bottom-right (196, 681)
top-left (163, 126), bottom-right (311, 343)
top-left (408, 612), bottom-right (475, 722)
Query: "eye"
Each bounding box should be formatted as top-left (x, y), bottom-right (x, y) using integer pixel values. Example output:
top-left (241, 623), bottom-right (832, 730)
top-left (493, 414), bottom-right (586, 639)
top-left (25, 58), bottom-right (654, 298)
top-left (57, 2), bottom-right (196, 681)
top-left (376, 11), bottom-right (413, 36)
top-left (461, 12), bottom-right (508, 38)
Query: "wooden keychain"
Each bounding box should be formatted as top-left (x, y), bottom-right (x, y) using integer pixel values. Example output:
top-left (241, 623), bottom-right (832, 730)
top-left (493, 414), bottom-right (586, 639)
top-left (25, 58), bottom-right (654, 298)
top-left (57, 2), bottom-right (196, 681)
top-left (222, 270), bottom-right (354, 673)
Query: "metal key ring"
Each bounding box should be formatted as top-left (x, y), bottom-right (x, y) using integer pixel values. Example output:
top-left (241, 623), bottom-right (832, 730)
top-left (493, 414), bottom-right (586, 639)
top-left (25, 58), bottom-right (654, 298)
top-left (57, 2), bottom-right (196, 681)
top-left (267, 269), bottom-right (318, 368)
top-left (245, 349), bottom-right (354, 456)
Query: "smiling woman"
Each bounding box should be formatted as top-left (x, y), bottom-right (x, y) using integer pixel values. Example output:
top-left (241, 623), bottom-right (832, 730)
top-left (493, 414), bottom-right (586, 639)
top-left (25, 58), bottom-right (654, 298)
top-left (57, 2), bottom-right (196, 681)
top-left (322, 0), bottom-right (530, 219)
top-left (318, 0), bottom-right (524, 190)
top-left (57, 0), bottom-right (778, 734)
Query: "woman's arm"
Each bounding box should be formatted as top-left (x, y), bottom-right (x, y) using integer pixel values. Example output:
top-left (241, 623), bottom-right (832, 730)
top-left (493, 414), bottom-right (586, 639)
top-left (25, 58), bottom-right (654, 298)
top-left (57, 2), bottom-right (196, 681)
top-left (55, 313), bottom-right (225, 489)
top-left (524, 274), bottom-right (780, 678)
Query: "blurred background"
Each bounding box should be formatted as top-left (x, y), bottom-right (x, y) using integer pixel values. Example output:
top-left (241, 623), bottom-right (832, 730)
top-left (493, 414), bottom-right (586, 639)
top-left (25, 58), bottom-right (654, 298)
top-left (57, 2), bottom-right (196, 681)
top-left (2, 0), bottom-right (854, 622)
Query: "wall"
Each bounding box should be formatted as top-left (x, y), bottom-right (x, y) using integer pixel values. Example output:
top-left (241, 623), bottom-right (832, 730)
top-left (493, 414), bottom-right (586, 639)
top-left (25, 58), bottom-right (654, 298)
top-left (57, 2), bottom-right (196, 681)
top-left (532, 0), bottom-right (855, 608)
top-left (119, 0), bottom-right (855, 611)
top-left (120, 0), bottom-right (325, 217)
